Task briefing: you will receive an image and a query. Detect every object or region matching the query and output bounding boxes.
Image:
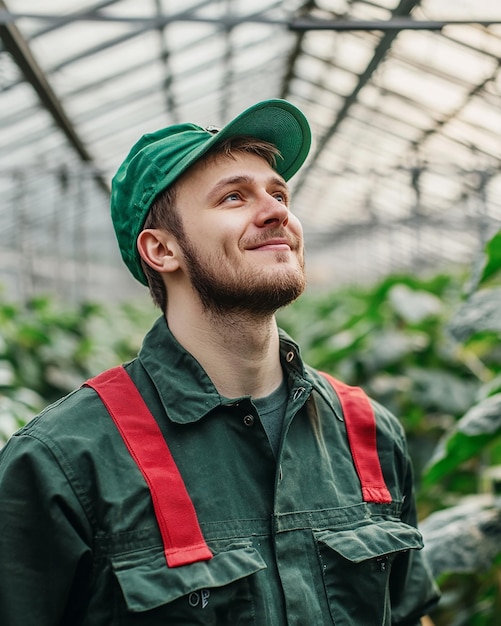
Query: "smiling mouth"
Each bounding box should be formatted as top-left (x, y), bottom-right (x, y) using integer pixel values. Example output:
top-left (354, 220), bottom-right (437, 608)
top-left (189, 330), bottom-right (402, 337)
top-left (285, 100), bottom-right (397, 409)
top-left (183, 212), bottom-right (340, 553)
top-left (251, 242), bottom-right (291, 251)
top-left (247, 238), bottom-right (294, 252)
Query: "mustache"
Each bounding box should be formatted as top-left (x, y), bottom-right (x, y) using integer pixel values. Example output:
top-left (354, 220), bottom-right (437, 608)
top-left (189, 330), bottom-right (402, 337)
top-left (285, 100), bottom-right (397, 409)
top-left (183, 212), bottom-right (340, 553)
top-left (241, 230), bottom-right (302, 251)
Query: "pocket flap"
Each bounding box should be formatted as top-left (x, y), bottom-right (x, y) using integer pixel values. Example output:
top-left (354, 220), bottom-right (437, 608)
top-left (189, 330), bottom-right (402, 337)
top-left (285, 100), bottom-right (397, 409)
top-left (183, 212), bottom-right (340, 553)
top-left (112, 544), bottom-right (267, 612)
top-left (314, 520), bottom-right (423, 563)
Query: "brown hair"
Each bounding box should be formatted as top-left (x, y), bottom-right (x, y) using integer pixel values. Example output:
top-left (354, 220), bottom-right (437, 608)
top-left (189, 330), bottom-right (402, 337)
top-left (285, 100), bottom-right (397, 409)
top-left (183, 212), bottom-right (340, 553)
top-left (140, 136), bottom-right (281, 311)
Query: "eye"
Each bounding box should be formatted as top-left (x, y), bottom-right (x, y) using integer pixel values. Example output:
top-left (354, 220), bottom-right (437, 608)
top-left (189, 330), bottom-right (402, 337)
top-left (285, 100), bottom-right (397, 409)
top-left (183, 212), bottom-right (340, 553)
top-left (223, 192), bottom-right (241, 203)
top-left (273, 191), bottom-right (288, 204)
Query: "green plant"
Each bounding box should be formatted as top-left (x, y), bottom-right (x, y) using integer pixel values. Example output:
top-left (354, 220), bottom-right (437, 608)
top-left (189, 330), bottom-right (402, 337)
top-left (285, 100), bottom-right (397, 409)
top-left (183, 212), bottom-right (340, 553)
top-left (0, 294), bottom-right (157, 445)
top-left (419, 231), bottom-right (501, 625)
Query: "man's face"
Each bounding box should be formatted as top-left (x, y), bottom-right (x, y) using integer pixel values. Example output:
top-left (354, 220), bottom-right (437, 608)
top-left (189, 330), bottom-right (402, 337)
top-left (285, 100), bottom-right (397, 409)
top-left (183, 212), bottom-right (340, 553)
top-left (172, 151), bottom-right (306, 316)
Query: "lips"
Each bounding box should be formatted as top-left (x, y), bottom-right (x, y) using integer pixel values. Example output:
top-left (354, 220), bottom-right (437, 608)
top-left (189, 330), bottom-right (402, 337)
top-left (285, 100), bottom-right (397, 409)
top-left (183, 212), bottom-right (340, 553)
top-left (246, 231), bottom-right (299, 250)
top-left (249, 238), bottom-right (292, 251)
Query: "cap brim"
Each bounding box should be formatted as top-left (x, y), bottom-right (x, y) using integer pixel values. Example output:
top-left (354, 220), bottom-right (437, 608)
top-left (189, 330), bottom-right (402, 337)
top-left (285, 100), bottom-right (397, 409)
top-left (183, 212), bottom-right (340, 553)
top-left (161, 99), bottom-right (312, 190)
top-left (209, 99), bottom-right (311, 181)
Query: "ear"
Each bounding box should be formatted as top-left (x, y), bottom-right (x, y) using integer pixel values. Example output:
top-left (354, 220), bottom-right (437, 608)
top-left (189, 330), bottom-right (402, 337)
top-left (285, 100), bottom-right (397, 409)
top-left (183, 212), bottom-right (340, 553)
top-left (136, 229), bottom-right (181, 274)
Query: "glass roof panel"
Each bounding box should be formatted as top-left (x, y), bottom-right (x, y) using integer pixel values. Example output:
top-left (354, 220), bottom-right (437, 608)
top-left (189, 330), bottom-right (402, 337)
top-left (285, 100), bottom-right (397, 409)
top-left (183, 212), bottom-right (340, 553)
top-left (1, 0), bottom-right (501, 299)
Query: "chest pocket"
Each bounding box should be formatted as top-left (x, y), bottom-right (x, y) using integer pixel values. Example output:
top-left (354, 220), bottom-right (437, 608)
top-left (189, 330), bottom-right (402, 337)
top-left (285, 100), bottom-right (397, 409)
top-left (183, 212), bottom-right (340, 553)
top-left (111, 542), bottom-right (267, 625)
top-left (313, 519), bottom-right (423, 626)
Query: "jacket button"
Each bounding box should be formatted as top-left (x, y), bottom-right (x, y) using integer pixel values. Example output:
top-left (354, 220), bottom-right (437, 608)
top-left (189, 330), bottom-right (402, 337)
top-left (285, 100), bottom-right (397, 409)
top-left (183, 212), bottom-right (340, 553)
top-left (293, 387), bottom-right (305, 400)
top-left (286, 351), bottom-right (295, 362)
top-left (243, 414), bottom-right (255, 426)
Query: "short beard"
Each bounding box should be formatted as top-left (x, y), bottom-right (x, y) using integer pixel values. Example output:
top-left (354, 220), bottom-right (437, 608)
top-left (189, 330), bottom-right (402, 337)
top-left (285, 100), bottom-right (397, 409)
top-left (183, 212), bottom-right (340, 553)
top-left (178, 234), bottom-right (306, 318)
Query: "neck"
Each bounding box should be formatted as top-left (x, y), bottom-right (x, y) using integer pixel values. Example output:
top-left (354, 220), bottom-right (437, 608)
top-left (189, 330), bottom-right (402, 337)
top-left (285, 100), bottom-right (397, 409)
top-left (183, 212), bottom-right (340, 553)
top-left (166, 300), bottom-right (283, 399)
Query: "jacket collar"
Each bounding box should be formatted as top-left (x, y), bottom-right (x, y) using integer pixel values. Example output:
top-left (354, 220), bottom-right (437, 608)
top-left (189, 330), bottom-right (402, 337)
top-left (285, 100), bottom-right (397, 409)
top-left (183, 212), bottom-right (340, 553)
top-left (138, 316), bottom-right (311, 424)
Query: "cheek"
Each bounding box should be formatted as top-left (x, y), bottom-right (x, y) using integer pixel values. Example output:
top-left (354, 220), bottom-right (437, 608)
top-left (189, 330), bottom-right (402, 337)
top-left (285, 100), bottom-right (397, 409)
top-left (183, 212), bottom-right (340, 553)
top-left (288, 214), bottom-right (304, 239)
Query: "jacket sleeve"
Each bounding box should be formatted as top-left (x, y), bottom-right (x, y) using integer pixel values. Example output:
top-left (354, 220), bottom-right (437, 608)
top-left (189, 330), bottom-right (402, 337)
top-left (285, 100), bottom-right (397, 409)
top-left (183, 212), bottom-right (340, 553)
top-left (387, 424), bottom-right (441, 625)
top-left (0, 432), bottom-right (94, 625)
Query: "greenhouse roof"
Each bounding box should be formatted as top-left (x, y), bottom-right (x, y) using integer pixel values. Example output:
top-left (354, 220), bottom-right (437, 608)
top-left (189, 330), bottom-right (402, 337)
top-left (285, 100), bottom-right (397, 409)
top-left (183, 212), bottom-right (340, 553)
top-left (1, 0), bottom-right (501, 300)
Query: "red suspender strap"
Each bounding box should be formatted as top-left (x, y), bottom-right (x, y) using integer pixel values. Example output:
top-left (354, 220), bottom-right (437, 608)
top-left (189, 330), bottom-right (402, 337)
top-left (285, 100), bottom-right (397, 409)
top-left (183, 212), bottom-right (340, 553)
top-left (320, 371), bottom-right (392, 504)
top-left (84, 365), bottom-right (212, 568)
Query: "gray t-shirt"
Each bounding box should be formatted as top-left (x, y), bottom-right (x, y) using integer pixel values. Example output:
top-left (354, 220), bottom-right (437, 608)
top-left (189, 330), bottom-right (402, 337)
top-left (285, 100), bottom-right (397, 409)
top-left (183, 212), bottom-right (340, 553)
top-left (252, 378), bottom-right (288, 456)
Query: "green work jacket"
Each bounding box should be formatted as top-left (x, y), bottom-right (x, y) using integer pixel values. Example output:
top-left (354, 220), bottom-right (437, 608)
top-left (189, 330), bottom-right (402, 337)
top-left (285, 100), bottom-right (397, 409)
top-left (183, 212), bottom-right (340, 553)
top-left (0, 316), bottom-right (439, 625)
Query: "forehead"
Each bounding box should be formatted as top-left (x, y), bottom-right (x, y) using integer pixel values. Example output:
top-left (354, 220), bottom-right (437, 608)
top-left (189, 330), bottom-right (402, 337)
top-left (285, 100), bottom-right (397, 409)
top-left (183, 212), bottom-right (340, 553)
top-left (176, 150), bottom-right (285, 192)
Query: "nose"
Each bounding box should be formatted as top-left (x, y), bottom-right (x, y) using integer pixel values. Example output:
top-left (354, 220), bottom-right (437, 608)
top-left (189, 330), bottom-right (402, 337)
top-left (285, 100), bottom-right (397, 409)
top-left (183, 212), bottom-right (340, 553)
top-left (256, 192), bottom-right (289, 227)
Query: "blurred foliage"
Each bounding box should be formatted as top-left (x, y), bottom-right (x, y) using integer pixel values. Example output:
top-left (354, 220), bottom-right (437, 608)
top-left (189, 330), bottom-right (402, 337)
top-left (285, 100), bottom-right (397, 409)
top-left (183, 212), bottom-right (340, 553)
top-left (1, 230), bottom-right (501, 623)
top-left (0, 295), bottom-right (157, 445)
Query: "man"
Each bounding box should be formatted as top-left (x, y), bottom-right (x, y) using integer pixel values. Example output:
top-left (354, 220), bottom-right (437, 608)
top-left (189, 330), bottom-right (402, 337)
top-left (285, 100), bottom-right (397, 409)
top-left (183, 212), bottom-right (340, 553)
top-left (0, 99), bottom-right (439, 624)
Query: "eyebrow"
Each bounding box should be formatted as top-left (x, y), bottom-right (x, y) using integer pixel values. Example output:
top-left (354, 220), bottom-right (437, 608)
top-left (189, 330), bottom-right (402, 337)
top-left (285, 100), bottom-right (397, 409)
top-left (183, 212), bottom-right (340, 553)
top-left (206, 174), bottom-right (289, 203)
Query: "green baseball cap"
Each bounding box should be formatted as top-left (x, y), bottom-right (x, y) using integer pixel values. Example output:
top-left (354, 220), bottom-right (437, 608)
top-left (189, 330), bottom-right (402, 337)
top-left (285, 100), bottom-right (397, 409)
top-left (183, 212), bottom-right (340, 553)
top-left (110, 98), bottom-right (312, 284)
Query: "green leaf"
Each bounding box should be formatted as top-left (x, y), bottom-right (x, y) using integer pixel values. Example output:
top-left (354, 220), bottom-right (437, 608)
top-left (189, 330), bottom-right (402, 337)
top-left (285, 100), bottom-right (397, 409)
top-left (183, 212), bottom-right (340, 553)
top-left (423, 394), bottom-right (501, 486)
top-left (448, 288), bottom-right (501, 342)
top-left (420, 497), bottom-right (501, 577)
top-left (388, 284), bottom-right (443, 324)
top-left (423, 431), bottom-right (492, 487)
top-left (408, 367), bottom-right (478, 415)
top-left (465, 230), bottom-right (501, 295)
top-left (458, 393), bottom-right (501, 436)
top-left (479, 230), bottom-right (501, 286)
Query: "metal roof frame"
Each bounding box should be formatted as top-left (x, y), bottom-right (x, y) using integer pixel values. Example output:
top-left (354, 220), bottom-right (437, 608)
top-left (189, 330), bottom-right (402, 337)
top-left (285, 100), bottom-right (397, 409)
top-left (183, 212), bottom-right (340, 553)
top-left (1, 0), bottom-right (500, 300)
